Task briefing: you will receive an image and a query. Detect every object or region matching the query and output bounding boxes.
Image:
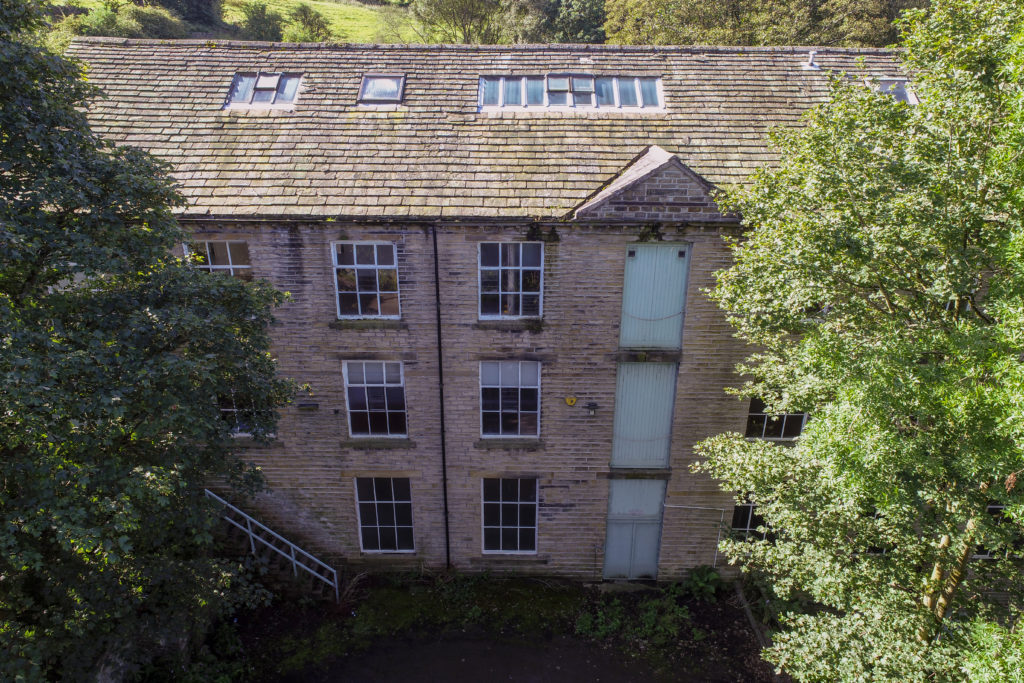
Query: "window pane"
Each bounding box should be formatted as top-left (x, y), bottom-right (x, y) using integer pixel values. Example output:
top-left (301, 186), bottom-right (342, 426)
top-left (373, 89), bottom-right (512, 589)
top-left (252, 89), bottom-right (274, 104)
top-left (481, 270), bottom-right (500, 293)
top-left (336, 269), bottom-right (357, 292)
top-left (379, 527), bottom-right (398, 551)
top-left (481, 77), bottom-right (500, 105)
top-left (640, 78), bottom-right (659, 107)
top-left (374, 477), bottom-right (393, 500)
top-left (347, 386), bottom-right (367, 411)
top-left (502, 528), bottom-right (518, 550)
top-left (366, 386), bottom-right (387, 410)
top-left (361, 527), bottom-right (380, 550)
top-left (483, 478), bottom-right (500, 501)
top-left (228, 242), bottom-right (250, 265)
top-left (573, 92), bottom-right (592, 107)
top-left (522, 243), bottom-right (542, 267)
top-left (395, 503), bottom-right (413, 526)
top-left (500, 387), bottom-right (519, 410)
top-left (364, 363), bottom-right (384, 384)
top-left (501, 243), bottom-right (520, 267)
top-left (277, 75), bottom-right (300, 103)
top-left (209, 241), bottom-right (230, 266)
top-left (385, 362), bottom-right (402, 384)
top-left (256, 73), bottom-right (280, 90)
top-left (379, 293), bottom-right (399, 316)
top-left (500, 362), bottom-right (519, 385)
top-left (484, 528), bottom-right (500, 550)
top-left (230, 74), bottom-right (256, 103)
top-left (782, 415), bottom-right (804, 438)
top-left (396, 527), bottom-right (414, 550)
top-left (480, 243), bottom-right (499, 267)
top-left (519, 412), bottom-right (537, 435)
top-left (519, 528), bottom-right (536, 551)
top-left (387, 411), bottom-right (406, 434)
top-left (369, 411), bottom-right (388, 434)
top-left (356, 478), bottom-right (374, 501)
top-left (482, 412), bottom-right (501, 434)
top-left (336, 243), bottom-right (355, 265)
top-left (480, 362), bottom-right (500, 385)
top-left (359, 294), bottom-right (379, 315)
top-left (596, 77), bottom-right (615, 105)
top-left (501, 412), bottom-right (519, 434)
top-left (385, 386), bottom-right (405, 410)
top-left (521, 295), bottom-right (540, 316)
top-left (484, 502), bottom-right (500, 526)
top-left (377, 269), bottom-right (397, 291)
top-left (481, 387), bottom-right (500, 411)
top-left (362, 76), bottom-right (403, 101)
top-left (526, 77), bottom-right (544, 105)
top-left (348, 362), bottom-right (365, 384)
top-left (572, 77), bottom-right (594, 92)
top-left (745, 415), bottom-right (766, 438)
top-left (763, 416), bottom-right (784, 438)
top-left (501, 294), bottom-right (520, 316)
top-left (350, 412), bottom-right (370, 434)
top-left (548, 76), bottom-right (569, 91)
top-left (503, 78), bottom-right (522, 106)
top-left (522, 270), bottom-right (541, 292)
top-left (520, 480), bottom-right (537, 501)
top-left (376, 244), bottom-right (395, 266)
top-left (502, 503), bottom-right (519, 526)
top-left (520, 504), bottom-right (536, 526)
top-left (356, 270), bottom-right (377, 292)
top-left (481, 294), bottom-right (500, 315)
top-left (355, 244), bottom-right (376, 265)
top-left (520, 388), bottom-right (538, 411)
top-left (520, 361), bottom-right (539, 386)
top-left (618, 78), bottom-right (638, 106)
top-left (548, 91), bottom-right (568, 106)
top-left (393, 478), bottom-right (411, 501)
top-left (501, 269), bottom-right (520, 294)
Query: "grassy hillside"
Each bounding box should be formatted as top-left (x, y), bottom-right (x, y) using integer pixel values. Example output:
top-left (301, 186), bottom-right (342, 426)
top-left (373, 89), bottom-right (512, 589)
top-left (52, 0), bottom-right (415, 45)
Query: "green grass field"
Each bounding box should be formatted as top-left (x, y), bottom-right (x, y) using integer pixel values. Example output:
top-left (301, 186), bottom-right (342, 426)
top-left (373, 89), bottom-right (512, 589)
top-left (54, 0), bottom-right (417, 44)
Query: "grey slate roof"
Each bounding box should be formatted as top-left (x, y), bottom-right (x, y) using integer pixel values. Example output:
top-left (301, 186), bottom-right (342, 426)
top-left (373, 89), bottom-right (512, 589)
top-left (67, 39), bottom-right (903, 220)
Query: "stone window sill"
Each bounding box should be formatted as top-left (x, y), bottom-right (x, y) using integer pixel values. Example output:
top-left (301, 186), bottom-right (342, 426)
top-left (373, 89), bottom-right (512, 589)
top-left (473, 319), bottom-right (544, 333)
top-left (341, 438), bottom-right (416, 450)
top-left (329, 319), bottom-right (408, 331)
top-left (473, 438), bottom-right (544, 451)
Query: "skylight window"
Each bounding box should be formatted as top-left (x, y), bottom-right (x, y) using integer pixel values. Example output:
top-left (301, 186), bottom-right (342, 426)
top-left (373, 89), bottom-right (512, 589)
top-left (876, 78), bottom-right (918, 105)
top-left (227, 72), bottom-right (301, 107)
top-left (359, 75), bottom-right (405, 103)
top-left (480, 75), bottom-right (661, 110)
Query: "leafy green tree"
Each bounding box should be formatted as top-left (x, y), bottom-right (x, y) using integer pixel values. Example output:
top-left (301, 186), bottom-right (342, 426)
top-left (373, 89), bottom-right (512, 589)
top-left (409, 0), bottom-right (504, 43)
top-left (604, 0), bottom-right (926, 47)
top-left (1, 1), bottom-right (291, 678)
top-left (694, 0), bottom-right (1024, 679)
top-left (239, 0), bottom-right (284, 41)
top-left (283, 2), bottom-right (335, 42)
top-left (552, 0), bottom-right (604, 43)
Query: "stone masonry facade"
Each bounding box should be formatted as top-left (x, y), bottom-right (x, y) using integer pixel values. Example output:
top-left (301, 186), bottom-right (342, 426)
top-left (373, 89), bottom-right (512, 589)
top-left (68, 39), bottom-right (905, 580)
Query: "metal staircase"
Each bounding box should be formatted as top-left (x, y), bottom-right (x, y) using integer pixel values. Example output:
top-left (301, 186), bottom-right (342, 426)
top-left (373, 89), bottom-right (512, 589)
top-left (205, 489), bottom-right (340, 602)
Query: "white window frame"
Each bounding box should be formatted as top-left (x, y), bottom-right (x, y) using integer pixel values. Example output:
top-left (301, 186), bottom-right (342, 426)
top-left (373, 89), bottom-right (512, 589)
top-left (481, 477), bottom-right (538, 555)
top-left (355, 477), bottom-right (416, 553)
top-left (744, 398), bottom-right (808, 441)
top-left (872, 77), bottom-right (919, 105)
top-left (185, 240), bottom-right (254, 279)
top-left (225, 72), bottom-right (302, 108)
top-left (343, 361), bottom-right (408, 438)
top-left (358, 74), bottom-right (406, 104)
top-left (478, 75), bottom-right (663, 111)
top-left (332, 241), bottom-right (401, 320)
top-left (477, 242), bottom-right (543, 320)
top-left (479, 360), bottom-right (541, 438)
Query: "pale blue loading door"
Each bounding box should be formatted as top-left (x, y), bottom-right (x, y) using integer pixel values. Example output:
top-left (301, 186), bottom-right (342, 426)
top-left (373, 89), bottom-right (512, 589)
top-left (603, 479), bottom-right (667, 579)
top-left (610, 362), bottom-right (678, 468)
top-left (619, 244), bottom-right (691, 349)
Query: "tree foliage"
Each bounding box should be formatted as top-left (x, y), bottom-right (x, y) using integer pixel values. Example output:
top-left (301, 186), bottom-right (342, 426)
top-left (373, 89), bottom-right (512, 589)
top-left (605, 0), bottom-right (927, 47)
top-left (239, 0), bottom-right (284, 41)
top-left (693, 0), bottom-right (1024, 679)
top-left (283, 2), bottom-right (335, 42)
top-left (0, 1), bottom-right (292, 678)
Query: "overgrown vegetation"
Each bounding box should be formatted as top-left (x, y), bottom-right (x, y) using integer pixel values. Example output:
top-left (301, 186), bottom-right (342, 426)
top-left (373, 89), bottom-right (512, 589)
top-left (0, 2), bottom-right (292, 678)
top-left (229, 567), bottom-right (762, 681)
top-left (694, 0), bottom-right (1024, 679)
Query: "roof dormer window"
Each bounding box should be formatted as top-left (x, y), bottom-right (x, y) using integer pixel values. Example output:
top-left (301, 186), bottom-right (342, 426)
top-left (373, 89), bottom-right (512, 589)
top-left (479, 75), bottom-right (662, 110)
top-left (227, 72), bottom-right (301, 107)
top-left (359, 74), bottom-right (405, 104)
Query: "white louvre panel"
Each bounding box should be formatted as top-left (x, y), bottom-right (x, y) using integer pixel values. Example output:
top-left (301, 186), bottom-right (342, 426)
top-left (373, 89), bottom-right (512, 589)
top-left (619, 244), bottom-right (690, 349)
top-left (610, 362), bottom-right (677, 468)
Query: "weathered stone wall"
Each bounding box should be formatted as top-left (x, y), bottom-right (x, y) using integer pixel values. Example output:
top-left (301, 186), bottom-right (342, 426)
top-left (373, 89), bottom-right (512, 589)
top-left (187, 217), bottom-right (751, 580)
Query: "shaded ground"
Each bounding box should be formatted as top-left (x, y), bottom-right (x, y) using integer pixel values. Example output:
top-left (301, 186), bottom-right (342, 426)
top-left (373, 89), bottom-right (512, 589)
top-left (234, 575), bottom-right (776, 682)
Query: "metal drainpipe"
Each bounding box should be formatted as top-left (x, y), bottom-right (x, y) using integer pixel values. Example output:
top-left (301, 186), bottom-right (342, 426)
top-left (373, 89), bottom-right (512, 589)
top-left (431, 225), bottom-right (452, 569)
top-left (662, 504), bottom-right (727, 568)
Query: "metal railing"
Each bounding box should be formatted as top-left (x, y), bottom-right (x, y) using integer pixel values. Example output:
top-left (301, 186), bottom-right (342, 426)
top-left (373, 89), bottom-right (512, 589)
top-left (205, 489), bottom-right (339, 602)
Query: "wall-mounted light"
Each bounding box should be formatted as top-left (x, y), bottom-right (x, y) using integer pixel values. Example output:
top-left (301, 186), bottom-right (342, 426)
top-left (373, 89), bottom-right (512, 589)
top-left (586, 402), bottom-right (598, 416)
